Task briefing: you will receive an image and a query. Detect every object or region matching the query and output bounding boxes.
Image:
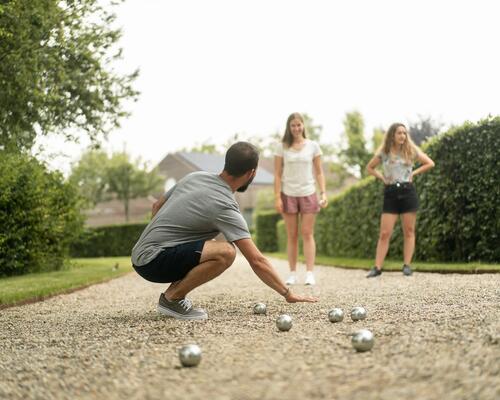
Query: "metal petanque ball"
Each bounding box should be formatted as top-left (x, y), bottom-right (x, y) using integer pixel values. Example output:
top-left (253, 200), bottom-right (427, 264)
top-left (351, 329), bottom-right (374, 352)
top-left (328, 308), bottom-right (344, 323)
top-left (351, 306), bottom-right (367, 321)
top-left (253, 302), bottom-right (267, 315)
top-left (179, 344), bottom-right (202, 367)
top-left (276, 314), bottom-right (293, 331)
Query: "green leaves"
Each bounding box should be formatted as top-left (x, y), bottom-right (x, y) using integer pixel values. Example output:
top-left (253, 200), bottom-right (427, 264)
top-left (70, 149), bottom-right (165, 222)
top-left (0, 0), bottom-right (138, 151)
top-left (0, 153), bottom-right (84, 276)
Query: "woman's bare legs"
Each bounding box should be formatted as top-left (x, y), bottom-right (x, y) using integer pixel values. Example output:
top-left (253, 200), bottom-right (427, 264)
top-left (283, 212), bottom-right (299, 272)
top-left (401, 212), bottom-right (417, 265)
top-left (374, 213), bottom-right (399, 269)
top-left (301, 213), bottom-right (317, 272)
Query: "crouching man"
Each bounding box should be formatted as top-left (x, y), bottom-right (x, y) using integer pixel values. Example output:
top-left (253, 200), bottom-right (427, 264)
top-left (131, 142), bottom-right (317, 320)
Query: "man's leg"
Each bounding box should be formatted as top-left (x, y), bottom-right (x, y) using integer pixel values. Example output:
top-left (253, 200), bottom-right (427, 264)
top-left (165, 240), bottom-right (236, 300)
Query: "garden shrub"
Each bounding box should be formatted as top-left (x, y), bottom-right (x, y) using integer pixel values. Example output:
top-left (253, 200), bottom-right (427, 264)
top-left (254, 211), bottom-right (281, 252)
top-left (71, 223), bottom-right (148, 257)
top-left (0, 153), bottom-right (84, 276)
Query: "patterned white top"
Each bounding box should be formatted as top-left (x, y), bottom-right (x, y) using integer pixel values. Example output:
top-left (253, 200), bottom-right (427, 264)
top-left (377, 151), bottom-right (418, 184)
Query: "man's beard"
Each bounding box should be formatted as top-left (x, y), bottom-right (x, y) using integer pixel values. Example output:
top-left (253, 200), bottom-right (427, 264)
top-left (237, 176), bottom-right (255, 192)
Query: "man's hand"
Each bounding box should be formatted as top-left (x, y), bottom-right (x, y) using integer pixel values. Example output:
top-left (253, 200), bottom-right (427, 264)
top-left (285, 291), bottom-right (318, 303)
top-left (151, 196), bottom-right (167, 218)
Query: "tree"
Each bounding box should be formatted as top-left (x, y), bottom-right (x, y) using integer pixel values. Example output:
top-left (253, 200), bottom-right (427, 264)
top-left (69, 148), bottom-right (111, 208)
top-left (408, 115), bottom-right (443, 145)
top-left (106, 152), bottom-right (164, 222)
top-left (371, 126), bottom-right (385, 152)
top-left (340, 111), bottom-right (371, 177)
top-left (0, 0), bottom-right (138, 152)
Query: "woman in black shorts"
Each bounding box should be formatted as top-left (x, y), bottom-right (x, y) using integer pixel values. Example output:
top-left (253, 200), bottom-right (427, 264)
top-left (365, 123), bottom-right (435, 278)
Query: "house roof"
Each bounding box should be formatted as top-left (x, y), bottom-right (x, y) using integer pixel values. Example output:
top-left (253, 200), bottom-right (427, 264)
top-left (178, 152), bottom-right (274, 185)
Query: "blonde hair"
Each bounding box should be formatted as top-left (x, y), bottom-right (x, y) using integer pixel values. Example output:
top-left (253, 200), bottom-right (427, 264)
top-left (282, 112), bottom-right (306, 147)
top-left (377, 123), bottom-right (418, 164)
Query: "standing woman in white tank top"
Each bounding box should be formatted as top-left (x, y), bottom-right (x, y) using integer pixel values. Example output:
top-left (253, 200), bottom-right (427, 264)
top-left (274, 112), bottom-right (328, 285)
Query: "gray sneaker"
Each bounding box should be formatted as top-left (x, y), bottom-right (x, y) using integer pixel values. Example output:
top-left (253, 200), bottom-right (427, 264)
top-left (402, 264), bottom-right (413, 276)
top-left (366, 267), bottom-right (382, 278)
top-left (157, 293), bottom-right (208, 320)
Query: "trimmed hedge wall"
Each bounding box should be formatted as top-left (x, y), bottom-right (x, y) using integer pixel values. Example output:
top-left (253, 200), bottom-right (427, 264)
top-left (316, 117), bottom-right (500, 262)
top-left (71, 223), bottom-right (148, 258)
top-left (255, 211), bottom-right (282, 252)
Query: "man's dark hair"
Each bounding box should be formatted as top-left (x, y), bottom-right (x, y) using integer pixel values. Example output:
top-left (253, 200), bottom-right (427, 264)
top-left (224, 141), bottom-right (259, 177)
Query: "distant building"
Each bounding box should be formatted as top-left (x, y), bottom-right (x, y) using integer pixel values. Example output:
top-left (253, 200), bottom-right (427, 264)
top-left (157, 152), bottom-right (274, 227)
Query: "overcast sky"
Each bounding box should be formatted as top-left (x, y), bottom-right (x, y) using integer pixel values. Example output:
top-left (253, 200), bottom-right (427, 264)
top-left (39, 0), bottom-right (500, 174)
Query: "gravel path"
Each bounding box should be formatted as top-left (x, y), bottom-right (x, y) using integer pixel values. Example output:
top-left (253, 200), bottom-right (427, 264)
top-left (1, 255), bottom-right (499, 400)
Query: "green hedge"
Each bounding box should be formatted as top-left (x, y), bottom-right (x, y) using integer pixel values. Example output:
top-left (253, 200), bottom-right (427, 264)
top-left (71, 223), bottom-right (148, 258)
top-left (255, 211), bottom-right (281, 252)
top-left (316, 117), bottom-right (500, 262)
top-left (0, 153), bottom-right (84, 276)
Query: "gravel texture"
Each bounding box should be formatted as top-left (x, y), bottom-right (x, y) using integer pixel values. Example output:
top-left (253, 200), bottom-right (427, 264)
top-left (1, 255), bottom-right (499, 400)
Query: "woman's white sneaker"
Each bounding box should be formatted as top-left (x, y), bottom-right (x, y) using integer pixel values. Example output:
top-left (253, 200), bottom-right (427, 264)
top-left (304, 272), bottom-right (316, 285)
top-left (285, 274), bottom-right (297, 285)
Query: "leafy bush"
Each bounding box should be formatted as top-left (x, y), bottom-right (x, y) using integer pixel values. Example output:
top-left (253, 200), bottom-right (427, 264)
top-left (255, 211), bottom-right (281, 252)
top-left (316, 117), bottom-right (500, 262)
top-left (71, 223), bottom-right (148, 258)
top-left (413, 117), bottom-right (499, 261)
top-left (0, 153), bottom-right (84, 276)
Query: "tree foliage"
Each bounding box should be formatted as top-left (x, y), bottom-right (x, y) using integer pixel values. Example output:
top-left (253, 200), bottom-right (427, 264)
top-left (0, 0), bottom-right (138, 152)
top-left (0, 153), bottom-right (84, 276)
top-left (339, 111), bottom-right (371, 177)
top-left (408, 115), bottom-right (443, 146)
top-left (106, 152), bottom-right (164, 222)
top-left (69, 149), bottom-right (110, 208)
top-left (70, 149), bottom-right (164, 221)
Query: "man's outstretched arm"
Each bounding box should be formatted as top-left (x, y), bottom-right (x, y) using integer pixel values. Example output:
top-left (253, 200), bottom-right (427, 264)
top-left (234, 238), bottom-right (318, 303)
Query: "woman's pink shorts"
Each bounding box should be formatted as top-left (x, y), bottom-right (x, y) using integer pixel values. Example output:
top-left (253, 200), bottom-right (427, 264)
top-left (281, 192), bottom-right (320, 214)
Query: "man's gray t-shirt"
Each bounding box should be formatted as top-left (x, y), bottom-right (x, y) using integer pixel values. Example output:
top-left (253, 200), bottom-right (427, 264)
top-left (131, 171), bottom-right (251, 266)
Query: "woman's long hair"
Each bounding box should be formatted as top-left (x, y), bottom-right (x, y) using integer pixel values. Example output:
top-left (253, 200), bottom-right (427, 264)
top-left (378, 123), bottom-right (418, 164)
top-left (282, 112), bottom-right (306, 148)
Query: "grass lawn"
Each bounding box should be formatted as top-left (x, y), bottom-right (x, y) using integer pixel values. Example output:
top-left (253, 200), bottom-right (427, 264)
top-left (0, 257), bottom-right (132, 309)
top-left (265, 252), bottom-right (500, 273)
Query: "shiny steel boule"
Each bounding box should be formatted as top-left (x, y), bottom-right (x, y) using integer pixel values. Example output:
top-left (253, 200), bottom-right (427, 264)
top-left (253, 302), bottom-right (267, 315)
top-left (351, 329), bottom-right (374, 352)
top-left (276, 314), bottom-right (293, 331)
top-left (350, 306), bottom-right (367, 321)
top-left (328, 308), bottom-right (344, 323)
top-left (179, 344), bottom-right (202, 367)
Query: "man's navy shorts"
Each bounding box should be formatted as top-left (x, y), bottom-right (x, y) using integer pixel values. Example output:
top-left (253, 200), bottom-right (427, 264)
top-left (133, 240), bottom-right (205, 283)
top-left (382, 182), bottom-right (419, 214)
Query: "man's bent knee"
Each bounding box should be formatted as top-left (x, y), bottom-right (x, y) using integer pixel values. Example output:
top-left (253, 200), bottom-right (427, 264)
top-left (221, 242), bottom-right (236, 267)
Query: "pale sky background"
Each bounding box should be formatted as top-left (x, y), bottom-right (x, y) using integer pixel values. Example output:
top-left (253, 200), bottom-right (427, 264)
top-left (38, 0), bottom-right (500, 174)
